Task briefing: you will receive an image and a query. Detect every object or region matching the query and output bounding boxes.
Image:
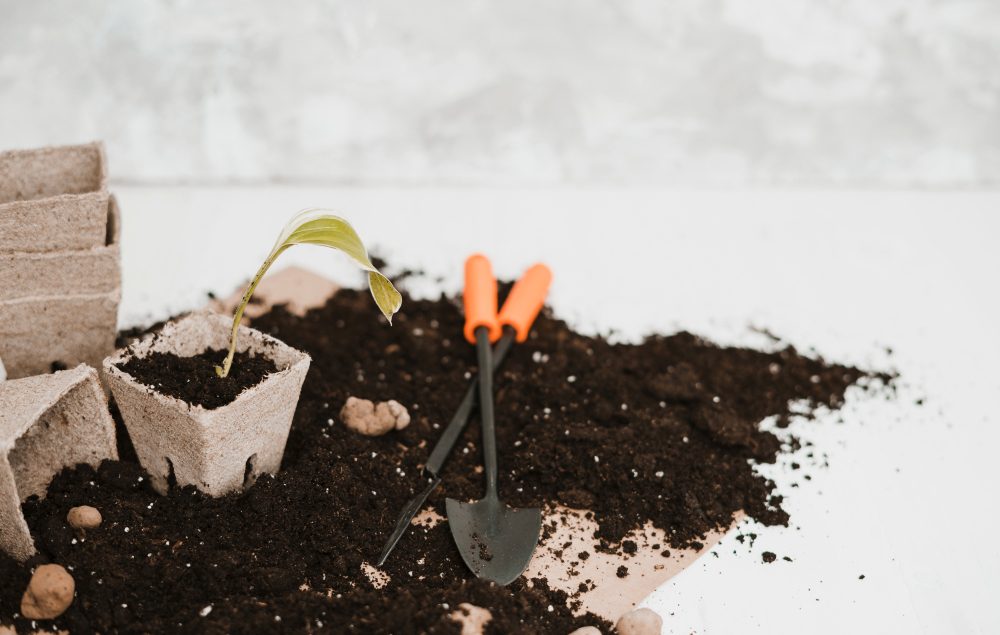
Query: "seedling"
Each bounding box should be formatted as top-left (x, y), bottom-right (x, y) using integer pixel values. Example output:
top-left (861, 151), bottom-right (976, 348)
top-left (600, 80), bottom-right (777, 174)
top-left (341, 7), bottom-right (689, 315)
top-left (216, 209), bottom-right (402, 378)
top-left (104, 210), bottom-right (396, 497)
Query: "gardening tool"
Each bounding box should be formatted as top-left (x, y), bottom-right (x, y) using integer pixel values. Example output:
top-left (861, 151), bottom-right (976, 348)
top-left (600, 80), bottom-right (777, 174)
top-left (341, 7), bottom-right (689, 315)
top-left (376, 258), bottom-right (551, 568)
top-left (445, 254), bottom-right (543, 586)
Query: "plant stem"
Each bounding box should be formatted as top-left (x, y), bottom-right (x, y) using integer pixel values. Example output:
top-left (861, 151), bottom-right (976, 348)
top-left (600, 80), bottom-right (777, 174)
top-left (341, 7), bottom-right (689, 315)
top-left (215, 247), bottom-right (285, 378)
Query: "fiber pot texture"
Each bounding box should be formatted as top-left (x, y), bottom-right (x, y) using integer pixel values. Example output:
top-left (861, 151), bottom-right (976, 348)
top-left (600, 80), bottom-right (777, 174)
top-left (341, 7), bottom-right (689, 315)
top-left (0, 142), bottom-right (109, 253)
top-left (0, 365), bottom-right (118, 560)
top-left (0, 196), bottom-right (121, 379)
top-left (103, 311), bottom-right (311, 497)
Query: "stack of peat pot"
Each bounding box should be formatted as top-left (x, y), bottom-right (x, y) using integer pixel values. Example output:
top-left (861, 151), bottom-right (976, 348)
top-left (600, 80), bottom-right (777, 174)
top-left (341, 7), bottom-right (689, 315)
top-left (0, 142), bottom-right (121, 378)
top-left (0, 142), bottom-right (121, 561)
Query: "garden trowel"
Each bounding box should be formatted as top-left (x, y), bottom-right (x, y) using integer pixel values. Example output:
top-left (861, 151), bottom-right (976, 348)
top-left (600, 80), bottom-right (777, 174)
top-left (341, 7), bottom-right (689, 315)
top-left (377, 259), bottom-right (551, 568)
top-left (445, 254), bottom-right (542, 586)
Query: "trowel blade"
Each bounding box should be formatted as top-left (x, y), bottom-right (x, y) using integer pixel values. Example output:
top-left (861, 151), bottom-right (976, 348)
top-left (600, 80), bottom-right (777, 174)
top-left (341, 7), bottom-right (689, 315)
top-left (446, 497), bottom-right (541, 586)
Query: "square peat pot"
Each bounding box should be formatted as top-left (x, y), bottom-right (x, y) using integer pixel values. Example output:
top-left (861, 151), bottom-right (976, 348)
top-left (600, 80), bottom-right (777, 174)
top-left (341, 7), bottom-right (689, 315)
top-left (0, 196), bottom-right (121, 378)
top-left (0, 142), bottom-right (109, 253)
top-left (0, 365), bottom-right (118, 560)
top-left (102, 311), bottom-right (311, 497)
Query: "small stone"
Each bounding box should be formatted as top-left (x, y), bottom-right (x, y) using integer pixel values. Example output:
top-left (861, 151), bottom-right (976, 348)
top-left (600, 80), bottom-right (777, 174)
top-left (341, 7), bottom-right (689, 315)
top-left (21, 563), bottom-right (75, 619)
top-left (449, 603), bottom-right (492, 635)
top-left (376, 399), bottom-right (411, 431)
top-left (568, 627), bottom-right (602, 635)
top-left (341, 397), bottom-right (411, 436)
top-left (340, 397), bottom-right (391, 436)
top-left (341, 396), bottom-right (382, 434)
top-left (66, 505), bottom-right (102, 530)
top-left (615, 608), bottom-right (662, 635)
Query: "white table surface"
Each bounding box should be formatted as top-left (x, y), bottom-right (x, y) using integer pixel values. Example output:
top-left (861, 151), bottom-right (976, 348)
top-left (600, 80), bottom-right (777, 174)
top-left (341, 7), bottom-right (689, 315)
top-left (113, 186), bottom-right (999, 634)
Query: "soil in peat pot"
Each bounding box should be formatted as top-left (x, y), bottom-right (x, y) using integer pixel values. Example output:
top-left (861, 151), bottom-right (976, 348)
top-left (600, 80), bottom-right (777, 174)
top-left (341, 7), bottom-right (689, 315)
top-left (117, 349), bottom-right (279, 409)
top-left (0, 278), bottom-right (891, 634)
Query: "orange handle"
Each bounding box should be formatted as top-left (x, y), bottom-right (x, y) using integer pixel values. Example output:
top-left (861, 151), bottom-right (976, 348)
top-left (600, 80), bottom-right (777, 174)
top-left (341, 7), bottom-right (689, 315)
top-left (498, 263), bottom-right (552, 342)
top-left (463, 254), bottom-right (502, 344)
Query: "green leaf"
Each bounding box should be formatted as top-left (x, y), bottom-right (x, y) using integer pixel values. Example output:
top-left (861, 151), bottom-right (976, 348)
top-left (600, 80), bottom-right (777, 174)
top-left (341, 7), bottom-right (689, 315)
top-left (215, 209), bottom-right (402, 378)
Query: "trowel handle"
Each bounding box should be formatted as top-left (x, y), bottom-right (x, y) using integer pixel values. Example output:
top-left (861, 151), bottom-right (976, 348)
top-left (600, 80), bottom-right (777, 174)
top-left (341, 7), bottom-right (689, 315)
top-left (425, 328), bottom-right (515, 477)
top-left (463, 254), bottom-right (502, 344)
top-left (498, 263), bottom-right (552, 343)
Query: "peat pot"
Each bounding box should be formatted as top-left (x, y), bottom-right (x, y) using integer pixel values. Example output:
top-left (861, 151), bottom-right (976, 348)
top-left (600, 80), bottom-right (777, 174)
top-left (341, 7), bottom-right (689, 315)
top-left (0, 196), bottom-right (121, 378)
top-left (102, 311), bottom-right (311, 497)
top-left (0, 365), bottom-right (118, 560)
top-left (0, 141), bottom-right (120, 379)
top-left (0, 142), bottom-right (109, 253)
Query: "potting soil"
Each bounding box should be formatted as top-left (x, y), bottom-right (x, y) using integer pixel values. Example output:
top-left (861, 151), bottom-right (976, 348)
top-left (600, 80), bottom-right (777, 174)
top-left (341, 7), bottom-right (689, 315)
top-left (0, 282), bottom-right (889, 634)
top-left (117, 349), bottom-right (278, 410)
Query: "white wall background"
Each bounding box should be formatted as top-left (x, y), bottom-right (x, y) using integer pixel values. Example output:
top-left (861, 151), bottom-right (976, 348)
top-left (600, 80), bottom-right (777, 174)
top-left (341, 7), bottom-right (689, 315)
top-left (2, 0), bottom-right (998, 187)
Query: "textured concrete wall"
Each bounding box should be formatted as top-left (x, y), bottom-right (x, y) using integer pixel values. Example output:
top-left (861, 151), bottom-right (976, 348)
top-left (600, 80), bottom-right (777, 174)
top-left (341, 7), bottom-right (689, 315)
top-left (1, 0), bottom-right (997, 187)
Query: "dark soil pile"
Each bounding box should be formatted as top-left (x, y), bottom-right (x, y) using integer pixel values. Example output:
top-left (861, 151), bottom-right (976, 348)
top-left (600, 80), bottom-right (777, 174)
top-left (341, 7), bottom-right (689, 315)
top-left (117, 350), bottom-right (278, 409)
top-left (0, 282), bottom-right (888, 634)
